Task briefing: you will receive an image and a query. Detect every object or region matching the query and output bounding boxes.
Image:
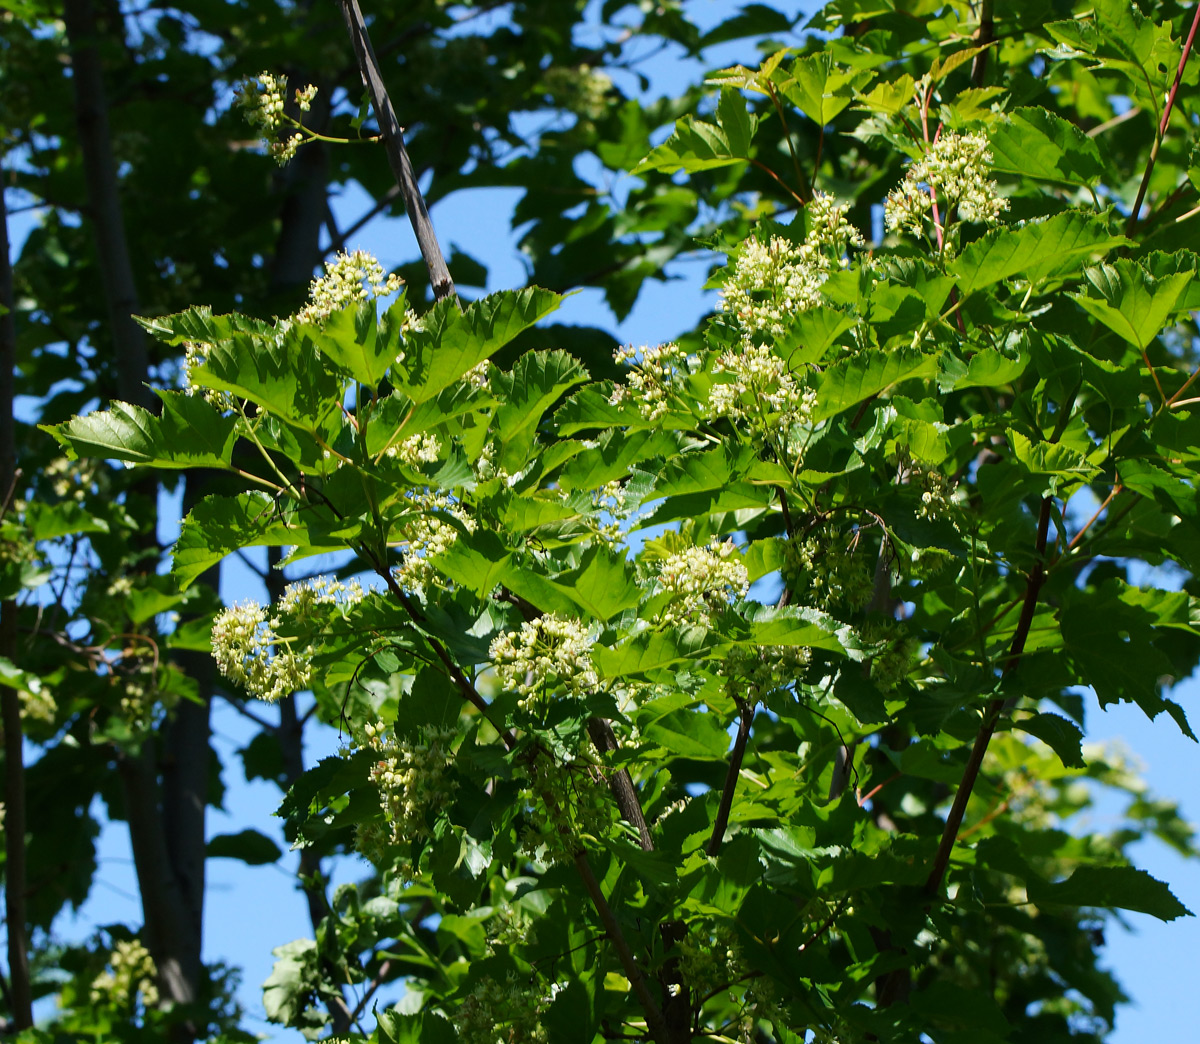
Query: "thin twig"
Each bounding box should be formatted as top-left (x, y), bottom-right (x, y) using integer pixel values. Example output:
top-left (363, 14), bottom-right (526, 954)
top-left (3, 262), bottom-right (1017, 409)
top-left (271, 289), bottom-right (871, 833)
top-left (349, 959), bottom-right (391, 1023)
top-left (923, 496), bottom-right (1053, 897)
top-left (1067, 484), bottom-right (1121, 551)
top-left (1126, 1), bottom-right (1200, 236)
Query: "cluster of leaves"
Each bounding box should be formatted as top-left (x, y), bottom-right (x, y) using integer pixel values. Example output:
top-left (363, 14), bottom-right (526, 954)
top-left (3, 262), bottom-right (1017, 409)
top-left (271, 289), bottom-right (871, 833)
top-left (10, 1), bottom-right (1200, 1043)
top-left (44, 2), bottom-right (1200, 1042)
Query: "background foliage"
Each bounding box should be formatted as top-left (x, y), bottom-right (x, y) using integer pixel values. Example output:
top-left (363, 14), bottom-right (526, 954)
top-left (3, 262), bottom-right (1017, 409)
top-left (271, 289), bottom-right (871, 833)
top-left (4, 1), bottom-right (1200, 1042)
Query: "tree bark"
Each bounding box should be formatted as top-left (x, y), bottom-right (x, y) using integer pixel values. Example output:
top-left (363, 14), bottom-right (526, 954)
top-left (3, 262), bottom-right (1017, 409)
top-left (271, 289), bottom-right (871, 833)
top-left (62, 0), bottom-right (151, 410)
top-left (0, 152), bottom-right (33, 1033)
top-left (64, 2), bottom-right (209, 1029)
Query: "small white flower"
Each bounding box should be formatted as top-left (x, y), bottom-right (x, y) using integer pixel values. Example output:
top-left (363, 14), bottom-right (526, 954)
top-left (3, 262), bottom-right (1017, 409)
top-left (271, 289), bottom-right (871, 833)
top-left (213, 597), bottom-right (312, 700)
top-left (658, 539), bottom-right (749, 624)
top-left (293, 249), bottom-right (404, 326)
top-left (385, 432), bottom-right (441, 466)
top-left (489, 614), bottom-right (598, 709)
top-left (884, 132), bottom-right (1008, 237)
top-left (609, 341), bottom-right (691, 421)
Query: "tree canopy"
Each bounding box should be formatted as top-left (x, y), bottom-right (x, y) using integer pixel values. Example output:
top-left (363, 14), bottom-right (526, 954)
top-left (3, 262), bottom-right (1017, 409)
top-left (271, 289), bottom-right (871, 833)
top-left (5, 1), bottom-right (1200, 1043)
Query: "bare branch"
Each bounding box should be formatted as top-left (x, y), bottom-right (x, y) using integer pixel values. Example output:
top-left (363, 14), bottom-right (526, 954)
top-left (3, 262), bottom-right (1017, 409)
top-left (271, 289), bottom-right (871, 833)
top-left (337, 0), bottom-right (456, 300)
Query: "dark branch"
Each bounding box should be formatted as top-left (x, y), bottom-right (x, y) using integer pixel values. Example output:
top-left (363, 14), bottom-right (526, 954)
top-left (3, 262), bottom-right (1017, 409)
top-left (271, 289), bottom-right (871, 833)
top-left (337, 0), bottom-right (456, 300)
top-left (707, 699), bottom-right (755, 857)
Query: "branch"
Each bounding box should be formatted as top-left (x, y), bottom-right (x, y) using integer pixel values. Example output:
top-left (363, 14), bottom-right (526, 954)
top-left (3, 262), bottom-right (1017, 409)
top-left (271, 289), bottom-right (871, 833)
top-left (707, 699), bottom-right (755, 857)
top-left (587, 718), bottom-right (653, 852)
top-left (970, 0), bottom-right (994, 86)
top-left (0, 136), bottom-right (32, 1034)
top-left (62, 0), bottom-right (151, 410)
top-left (573, 851), bottom-right (670, 1044)
top-left (1126, 1), bottom-right (1200, 236)
top-left (337, 0), bottom-right (456, 300)
top-left (923, 495), bottom-right (1053, 897)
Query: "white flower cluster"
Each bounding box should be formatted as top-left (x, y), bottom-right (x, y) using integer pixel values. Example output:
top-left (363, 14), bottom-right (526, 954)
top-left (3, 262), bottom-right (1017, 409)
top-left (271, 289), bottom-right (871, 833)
top-left (91, 938), bottom-right (159, 1012)
top-left (489, 614), bottom-right (598, 709)
top-left (211, 601), bottom-right (308, 702)
top-left (362, 721), bottom-right (457, 876)
top-left (182, 340), bottom-right (239, 412)
top-left (385, 432), bottom-right (441, 466)
top-left (718, 643), bottom-right (811, 700)
top-left (658, 539), bottom-right (750, 624)
top-left (236, 72), bottom-right (317, 165)
top-left (458, 972), bottom-right (551, 1044)
top-left (720, 192), bottom-right (862, 339)
top-left (293, 249), bottom-right (404, 326)
top-left (884, 132), bottom-right (1009, 237)
top-left (708, 343), bottom-right (818, 427)
top-left (278, 575), bottom-right (364, 624)
top-left (543, 61), bottom-right (613, 121)
top-left (913, 463), bottom-right (959, 521)
top-left (784, 533), bottom-right (874, 611)
top-left (394, 490), bottom-right (476, 594)
top-left (608, 341), bottom-right (693, 422)
top-left (210, 577), bottom-right (363, 702)
top-left (519, 750), bottom-right (612, 863)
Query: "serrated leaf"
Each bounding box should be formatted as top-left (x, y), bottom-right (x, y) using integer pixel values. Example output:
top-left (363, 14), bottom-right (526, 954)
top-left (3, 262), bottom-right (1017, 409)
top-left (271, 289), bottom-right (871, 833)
top-left (395, 287), bottom-right (562, 403)
top-left (304, 294), bottom-right (408, 388)
top-left (173, 492), bottom-right (339, 590)
top-left (595, 626), bottom-right (716, 679)
top-left (631, 88), bottom-right (760, 174)
top-left (1028, 865), bottom-right (1192, 921)
top-left (855, 73), bottom-right (914, 116)
top-left (642, 707), bottom-right (732, 760)
top-left (773, 51), bottom-right (874, 125)
top-left (1070, 260), bottom-right (1192, 349)
top-left (492, 349), bottom-right (589, 471)
top-left (194, 330), bottom-right (344, 438)
top-left (1014, 712), bottom-right (1085, 768)
top-left (814, 348), bottom-right (936, 422)
top-left (952, 210), bottom-right (1129, 295)
top-left (989, 107), bottom-right (1107, 187)
top-left (42, 392), bottom-right (238, 470)
top-left (1061, 588), bottom-right (1194, 739)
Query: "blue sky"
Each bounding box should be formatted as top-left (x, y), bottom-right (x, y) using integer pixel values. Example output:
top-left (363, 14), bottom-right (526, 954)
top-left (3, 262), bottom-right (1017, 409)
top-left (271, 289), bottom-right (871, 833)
top-left (14, 1), bottom-right (1200, 1040)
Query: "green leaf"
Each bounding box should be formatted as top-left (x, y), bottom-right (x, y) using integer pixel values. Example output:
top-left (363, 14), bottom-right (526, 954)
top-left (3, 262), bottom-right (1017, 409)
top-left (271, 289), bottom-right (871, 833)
top-left (173, 492), bottom-right (339, 590)
top-left (206, 828), bottom-right (282, 865)
top-left (492, 349), bottom-right (589, 471)
top-left (194, 330), bottom-right (344, 438)
top-left (988, 107), bottom-right (1107, 187)
top-left (951, 210), bottom-right (1129, 295)
top-left (631, 88), bottom-right (759, 174)
top-left (813, 348), bottom-right (937, 422)
top-left (430, 528), bottom-right (513, 598)
top-left (24, 501), bottom-right (109, 541)
top-left (1009, 431), bottom-right (1099, 493)
top-left (854, 73), bottom-right (915, 116)
top-left (1013, 712), bottom-right (1085, 769)
top-left (547, 545), bottom-right (641, 623)
top-left (642, 707), bottom-right (732, 760)
top-left (773, 51), bottom-right (874, 125)
top-left (1061, 585), bottom-right (1194, 738)
top-left (304, 294), bottom-right (407, 388)
top-left (595, 626), bottom-right (716, 679)
top-left (947, 347), bottom-right (1030, 390)
top-left (1028, 866), bottom-right (1192, 921)
top-left (42, 392), bottom-right (238, 470)
top-left (1070, 260), bottom-right (1192, 349)
top-left (727, 604), bottom-right (851, 655)
top-left (395, 287), bottom-right (562, 404)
